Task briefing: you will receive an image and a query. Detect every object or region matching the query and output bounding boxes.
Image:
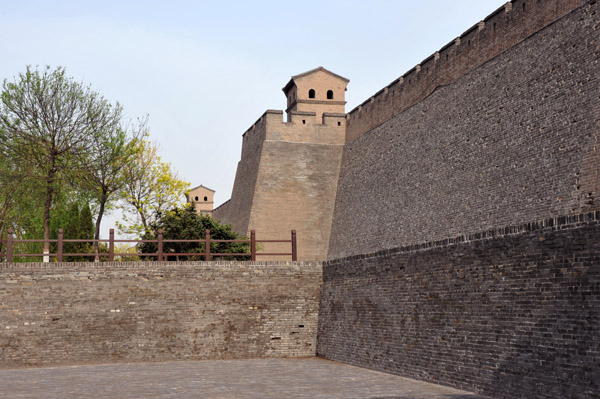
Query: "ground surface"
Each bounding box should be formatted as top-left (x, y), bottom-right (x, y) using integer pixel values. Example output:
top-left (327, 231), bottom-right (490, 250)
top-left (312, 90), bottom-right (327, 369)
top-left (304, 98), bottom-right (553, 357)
top-left (0, 358), bottom-right (488, 398)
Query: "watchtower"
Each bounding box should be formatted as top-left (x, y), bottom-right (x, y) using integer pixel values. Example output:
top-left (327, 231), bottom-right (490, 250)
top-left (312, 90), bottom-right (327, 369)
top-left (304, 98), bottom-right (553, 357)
top-left (214, 67), bottom-right (349, 261)
top-left (282, 66), bottom-right (349, 122)
top-left (187, 185), bottom-right (215, 216)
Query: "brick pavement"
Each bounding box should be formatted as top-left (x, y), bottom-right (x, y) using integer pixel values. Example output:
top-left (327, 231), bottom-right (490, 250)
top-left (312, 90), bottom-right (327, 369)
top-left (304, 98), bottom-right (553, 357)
top-left (0, 358), bottom-right (487, 398)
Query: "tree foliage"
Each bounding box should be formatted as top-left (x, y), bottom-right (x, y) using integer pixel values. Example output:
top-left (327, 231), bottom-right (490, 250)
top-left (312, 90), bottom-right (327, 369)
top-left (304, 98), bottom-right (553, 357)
top-left (0, 66), bottom-right (121, 258)
top-left (0, 151), bottom-right (37, 242)
top-left (0, 66), bottom-right (189, 260)
top-left (140, 204), bottom-right (250, 261)
top-left (52, 201), bottom-right (94, 261)
top-left (77, 117), bottom-right (143, 253)
top-left (118, 138), bottom-right (189, 235)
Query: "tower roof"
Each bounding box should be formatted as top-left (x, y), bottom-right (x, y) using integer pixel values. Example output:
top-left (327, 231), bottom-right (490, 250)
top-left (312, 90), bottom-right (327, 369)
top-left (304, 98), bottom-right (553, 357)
top-left (188, 184), bottom-right (215, 193)
top-left (282, 66), bottom-right (350, 94)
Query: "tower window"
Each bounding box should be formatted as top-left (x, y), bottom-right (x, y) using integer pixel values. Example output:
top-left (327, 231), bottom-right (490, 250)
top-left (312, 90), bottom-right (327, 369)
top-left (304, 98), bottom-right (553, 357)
top-left (308, 89), bottom-right (315, 98)
top-left (194, 196), bottom-right (199, 201)
top-left (327, 90), bottom-right (334, 99)
top-left (204, 196), bottom-right (208, 201)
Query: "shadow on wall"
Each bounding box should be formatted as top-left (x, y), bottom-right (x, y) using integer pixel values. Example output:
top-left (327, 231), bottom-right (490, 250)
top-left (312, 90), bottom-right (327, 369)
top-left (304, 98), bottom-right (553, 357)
top-left (485, 287), bottom-right (600, 398)
top-left (317, 218), bottom-right (600, 399)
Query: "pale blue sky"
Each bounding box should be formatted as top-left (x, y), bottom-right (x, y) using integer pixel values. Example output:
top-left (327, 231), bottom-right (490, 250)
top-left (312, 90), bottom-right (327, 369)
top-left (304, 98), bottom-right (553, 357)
top-left (0, 0), bottom-right (507, 236)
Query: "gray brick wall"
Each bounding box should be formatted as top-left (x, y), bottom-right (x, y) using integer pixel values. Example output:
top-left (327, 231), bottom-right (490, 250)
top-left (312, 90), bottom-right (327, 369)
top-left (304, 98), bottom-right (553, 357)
top-left (0, 261), bottom-right (321, 368)
top-left (345, 0), bottom-right (585, 143)
top-left (318, 213), bottom-right (600, 399)
top-left (329, 1), bottom-right (599, 259)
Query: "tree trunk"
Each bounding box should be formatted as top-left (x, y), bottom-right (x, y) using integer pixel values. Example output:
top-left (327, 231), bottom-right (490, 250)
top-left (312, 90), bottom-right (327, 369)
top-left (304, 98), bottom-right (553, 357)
top-left (136, 204), bottom-right (148, 233)
top-left (0, 191), bottom-right (15, 259)
top-left (94, 191), bottom-right (108, 262)
top-left (0, 221), bottom-right (3, 256)
top-left (43, 157), bottom-right (57, 263)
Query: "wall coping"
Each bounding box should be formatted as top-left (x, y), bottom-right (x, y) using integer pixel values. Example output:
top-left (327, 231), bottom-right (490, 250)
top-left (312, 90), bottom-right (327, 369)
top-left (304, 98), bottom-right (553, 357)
top-left (327, 211), bottom-right (600, 265)
top-left (0, 260), bottom-right (322, 270)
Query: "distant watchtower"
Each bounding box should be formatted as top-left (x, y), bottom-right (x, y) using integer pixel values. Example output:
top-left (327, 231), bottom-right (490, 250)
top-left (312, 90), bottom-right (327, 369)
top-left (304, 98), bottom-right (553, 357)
top-left (187, 185), bottom-right (215, 216)
top-left (282, 66), bottom-right (349, 122)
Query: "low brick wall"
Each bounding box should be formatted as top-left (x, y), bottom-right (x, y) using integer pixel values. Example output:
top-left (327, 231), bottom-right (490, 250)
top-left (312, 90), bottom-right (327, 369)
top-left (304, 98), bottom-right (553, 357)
top-left (0, 261), bottom-right (321, 368)
top-left (317, 214), bottom-right (600, 399)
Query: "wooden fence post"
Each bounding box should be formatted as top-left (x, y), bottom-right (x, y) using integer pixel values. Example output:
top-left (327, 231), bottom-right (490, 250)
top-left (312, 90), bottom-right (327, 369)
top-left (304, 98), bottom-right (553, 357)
top-left (157, 229), bottom-right (163, 262)
top-left (205, 229), bottom-right (211, 261)
top-left (291, 230), bottom-right (297, 261)
top-left (6, 228), bottom-right (13, 263)
top-left (109, 229), bottom-right (115, 262)
top-left (251, 230), bottom-right (256, 261)
top-left (57, 228), bottom-right (63, 262)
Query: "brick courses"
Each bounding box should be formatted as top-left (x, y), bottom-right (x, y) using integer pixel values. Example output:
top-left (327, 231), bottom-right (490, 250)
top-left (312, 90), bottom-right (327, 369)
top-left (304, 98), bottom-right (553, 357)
top-left (1, 3), bottom-right (598, 397)
top-left (0, 261), bottom-right (321, 368)
top-left (329, 0), bottom-right (600, 259)
top-left (318, 214), bottom-right (600, 398)
top-left (345, 0), bottom-right (586, 143)
top-left (215, 109), bottom-right (346, 261)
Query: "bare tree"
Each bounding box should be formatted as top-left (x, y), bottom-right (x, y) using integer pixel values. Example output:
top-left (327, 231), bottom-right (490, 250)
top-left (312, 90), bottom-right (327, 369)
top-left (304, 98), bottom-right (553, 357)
top-left (0, 66), bottom-right (121, 261)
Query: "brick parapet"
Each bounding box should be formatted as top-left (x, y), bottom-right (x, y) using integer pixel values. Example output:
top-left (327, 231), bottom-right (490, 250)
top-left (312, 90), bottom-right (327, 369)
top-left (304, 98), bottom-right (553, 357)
top-left (345, 0), bottom-right (587, 142)
top-left (267, 111), bottom-right (345, 145)
top-left (241, 109), bottom-right (346, 145)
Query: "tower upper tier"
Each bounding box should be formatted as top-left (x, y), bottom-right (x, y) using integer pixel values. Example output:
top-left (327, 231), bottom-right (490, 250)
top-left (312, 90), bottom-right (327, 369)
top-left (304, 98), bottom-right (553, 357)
top-left (282, 66), bottom-right (349, 122)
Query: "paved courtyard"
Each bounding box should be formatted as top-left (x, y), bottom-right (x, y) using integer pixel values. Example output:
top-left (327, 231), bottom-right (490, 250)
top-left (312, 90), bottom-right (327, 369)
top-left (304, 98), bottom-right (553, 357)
top-left (0, 358), bottom-right (488, 399)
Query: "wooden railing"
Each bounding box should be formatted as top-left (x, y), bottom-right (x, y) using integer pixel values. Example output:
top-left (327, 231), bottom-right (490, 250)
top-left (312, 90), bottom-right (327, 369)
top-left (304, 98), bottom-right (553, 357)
top-left (0, 228), bottom-right (297, 262)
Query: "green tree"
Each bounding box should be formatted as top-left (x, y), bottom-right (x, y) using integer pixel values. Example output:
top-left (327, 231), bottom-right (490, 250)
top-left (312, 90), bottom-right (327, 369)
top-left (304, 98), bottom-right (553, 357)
top-left (140, 204), bottom-right (250, 261)
top-left (62, 202), bottom-right (83, 261)
top-left (0, 142), bottom-right (46, 249)
top-left (78, 202), bottom-right (95, 260)
top-left (49, 200), bottom-right (94, 261)
top-left (0, 151), bottom-right (24, 252)
top-left (77, 118), bottom-right (143, 255)
top-left (118, 138), bottom-right (189, 235)
top-left (0, 66), bottom-right (121, 261)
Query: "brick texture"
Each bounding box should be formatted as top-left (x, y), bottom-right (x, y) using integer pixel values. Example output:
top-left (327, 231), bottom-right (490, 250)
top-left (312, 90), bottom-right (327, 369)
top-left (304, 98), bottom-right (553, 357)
top-left (345, 0), bottom-right (586, 143)
top-left (329, 0), bottom-right (600, 259)
top-left (318, 214), bottom-right (600, 398)
top-left (0, 261), bottom-right (321, 368)
top-left (216, 110), bottom-right (345, 261)
top-left (213, 113), bottom-right (268, 235)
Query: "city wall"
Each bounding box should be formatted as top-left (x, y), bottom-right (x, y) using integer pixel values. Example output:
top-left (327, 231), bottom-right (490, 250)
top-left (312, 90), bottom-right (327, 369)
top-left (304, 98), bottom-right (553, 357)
top-left (215, 110), bottom-right (346, 261)
top-left (6, 2), bottom-right (595, 397)
top-left (0, 261), bottom-right (321, 368)
top-left (318, 214), bottom-right (600, 398)
top-left (318, 1), bottom-right (600, 397)
top-left (345, 0), bottom-right (587, 143)
top-left (329, 0), bottom-right (599, 259)
top-left (213, 111), bottom-right (269, 235)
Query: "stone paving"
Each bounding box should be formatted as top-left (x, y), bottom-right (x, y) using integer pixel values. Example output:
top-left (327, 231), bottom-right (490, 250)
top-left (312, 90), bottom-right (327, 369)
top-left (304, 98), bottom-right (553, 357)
top-left (0, 358), bottom-right (488, 399)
